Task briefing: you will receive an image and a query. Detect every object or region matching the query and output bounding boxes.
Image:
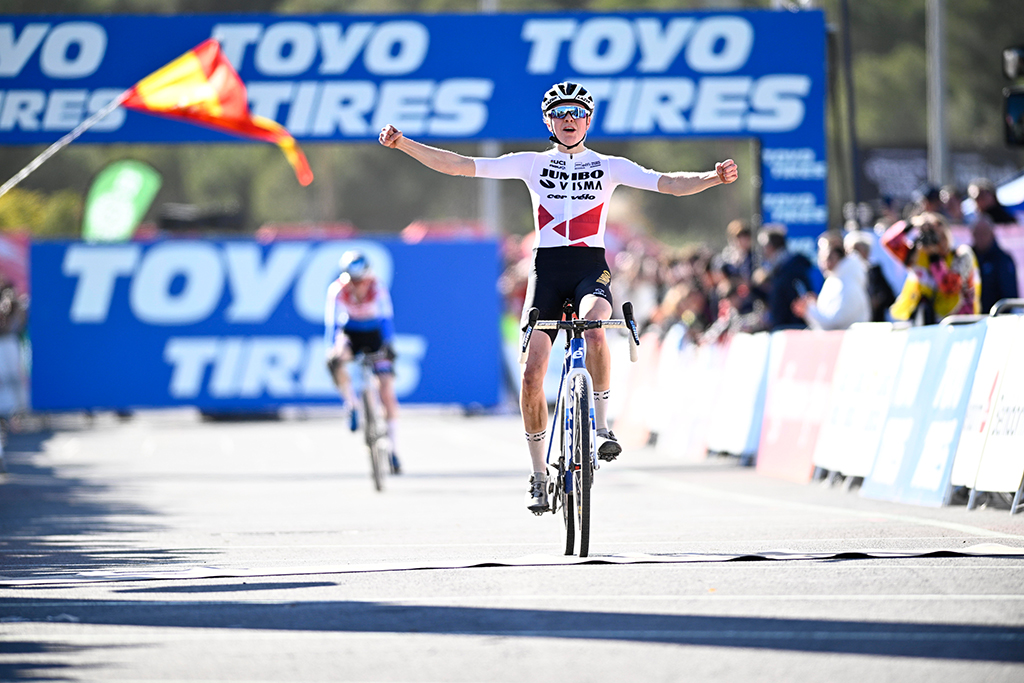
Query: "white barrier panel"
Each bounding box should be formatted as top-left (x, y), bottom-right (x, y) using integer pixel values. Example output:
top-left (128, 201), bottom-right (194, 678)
top-left (611, 331), bottom-right (662, 450)
top-left (972, 318), bottom-right (1024, 495)
top-left (705, 332), bottom-right (771, 457)
top-left (756, 329), bottom-right (845, 482)
top-left (813, 324), bottom-right (908, 477)
top-left (651, 324), bottom-right (688, 444)
top-left (655, 331), bottom-right (727, 461)
top-left (949, 316), bottom-right (1021, 488)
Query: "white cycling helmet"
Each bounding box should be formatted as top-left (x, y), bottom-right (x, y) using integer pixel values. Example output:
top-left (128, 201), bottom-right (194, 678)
top-left (541, 81), bottom-right (594, 114)
top-left (339, 250), bottom-right (371, 279)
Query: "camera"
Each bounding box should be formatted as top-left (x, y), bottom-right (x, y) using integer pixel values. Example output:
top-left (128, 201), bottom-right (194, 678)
top-left (914, 228), bottom-right (941, 249)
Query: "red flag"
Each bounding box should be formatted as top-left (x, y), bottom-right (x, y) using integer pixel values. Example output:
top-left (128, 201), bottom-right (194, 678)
top-left (122, 39), bottom-right (313, 186)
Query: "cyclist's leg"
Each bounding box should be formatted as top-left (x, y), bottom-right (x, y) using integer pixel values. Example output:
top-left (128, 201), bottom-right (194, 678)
top-left (578, 294), bottom-right (612, 393)
top-left (578, 292), bottom-right (620, 459)
top-left (377, 371), bottom-right (402, 472)
top-left (327, 338), bottom-right (357, 406)
top-left (522, 331), bottom-right (552, 473)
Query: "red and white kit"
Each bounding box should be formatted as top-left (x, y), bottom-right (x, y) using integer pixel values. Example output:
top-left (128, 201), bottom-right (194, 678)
top-left (474, 148), bottom-right (662, 248)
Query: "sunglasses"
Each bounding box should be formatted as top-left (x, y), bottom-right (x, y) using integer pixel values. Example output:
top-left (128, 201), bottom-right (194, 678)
top-left (547, 105), bottom-right (590, 120)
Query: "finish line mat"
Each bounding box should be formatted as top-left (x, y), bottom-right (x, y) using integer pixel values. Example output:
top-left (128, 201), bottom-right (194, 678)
top-left (2, 543), bottom-right (1022, 587)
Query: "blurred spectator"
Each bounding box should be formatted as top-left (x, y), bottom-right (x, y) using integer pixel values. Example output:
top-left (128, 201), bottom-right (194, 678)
top-left (753, 224), bottom-right (813, 330)
top-left (875, 195), bottom-right (902, 229)
top-left (702, 276), bottom-right (767, 344)
top-left (887, 213), bottom-right (980, 324)
top-left (653, 281), bottom-right (708, 343)
top-left (940, 185), bottom-right (966, 224)
top-left (845, 230), bottom-right (896, 322)
top-left (968, 178), bottom-right (1016, 224)
top-left (721, 219), bottom-right (755, 282)
top-left (0, 277), bottom-right (27, 336)
top-left (792, 232), bottom-right (871, 330)
top-left (971, 217), bottom-right (1019, 313)
top-left (912, 184), bottom-right (944, 216)
top-left (612, 247), bottom-right (660, 330)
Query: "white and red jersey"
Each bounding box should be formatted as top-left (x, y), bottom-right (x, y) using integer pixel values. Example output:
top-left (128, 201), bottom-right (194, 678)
top-left (324, 274), bottom-right (395, 346)
top-left (474, 148), bottom-right (662, 248)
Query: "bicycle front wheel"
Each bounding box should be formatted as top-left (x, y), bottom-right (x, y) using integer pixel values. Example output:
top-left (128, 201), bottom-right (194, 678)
top-left (560, 458), bottom-right (575, 556)
top-left (571, 374), bottom-right (592, 557)
top-left (363, 385), bottom-right (385, 492)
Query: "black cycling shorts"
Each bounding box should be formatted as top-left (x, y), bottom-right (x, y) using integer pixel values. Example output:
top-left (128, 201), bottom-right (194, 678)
top-left (522, 246), bottom-right (614, 341)
top-left (330, 328), bottom-right (394, 375)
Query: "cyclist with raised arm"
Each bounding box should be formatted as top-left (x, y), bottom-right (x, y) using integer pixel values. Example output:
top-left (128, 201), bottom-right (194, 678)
top-left (325, 251), bottom-right (401, 474)
top-left (379, 81), bottom-right (737, 511)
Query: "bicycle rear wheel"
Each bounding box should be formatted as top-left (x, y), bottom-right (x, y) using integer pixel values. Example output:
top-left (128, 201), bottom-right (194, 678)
top-left (571, 374), bottom-right (592, 557)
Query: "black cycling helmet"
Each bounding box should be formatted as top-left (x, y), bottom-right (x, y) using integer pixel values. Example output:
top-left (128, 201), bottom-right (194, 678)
top-left (541, 81), bottom-right (595, 114)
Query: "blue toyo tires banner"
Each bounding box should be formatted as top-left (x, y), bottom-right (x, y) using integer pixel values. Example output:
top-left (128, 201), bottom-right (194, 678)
top-left (30, 239), bottom-right (502, 411)
top-left (1, 11), bottom-right (827, 241)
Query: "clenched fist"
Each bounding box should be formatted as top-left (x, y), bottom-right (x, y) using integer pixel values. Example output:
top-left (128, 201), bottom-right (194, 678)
top-left (716, 159), bottom-right (738, 185)
top-left (379, 125), bottom-right (403, 148)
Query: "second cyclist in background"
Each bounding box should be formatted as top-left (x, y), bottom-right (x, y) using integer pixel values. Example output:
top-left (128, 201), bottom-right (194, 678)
top-left (325, 251), bottom-right (402, 474)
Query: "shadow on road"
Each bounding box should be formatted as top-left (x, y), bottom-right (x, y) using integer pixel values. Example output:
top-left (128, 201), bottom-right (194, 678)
top-left (2, 597), bottom-right (1021, 663)
top-left (0, 431), bottom-right (210, 579)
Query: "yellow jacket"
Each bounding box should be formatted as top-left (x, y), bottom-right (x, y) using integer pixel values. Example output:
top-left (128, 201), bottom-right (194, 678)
top-left (890, 245), bottom-right (981, 322)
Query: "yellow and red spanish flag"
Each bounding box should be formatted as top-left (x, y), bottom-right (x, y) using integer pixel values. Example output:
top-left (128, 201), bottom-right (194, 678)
top-left (122, 38), bottom-right (313, 186)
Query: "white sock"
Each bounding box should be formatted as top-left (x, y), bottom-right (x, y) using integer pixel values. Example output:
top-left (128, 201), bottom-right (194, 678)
top-left (388, 419), bottom-right (398, 454)
top-left (526, 430), bottom-right (547, 473)
top-left (594, 389), bottom-right (610, 432)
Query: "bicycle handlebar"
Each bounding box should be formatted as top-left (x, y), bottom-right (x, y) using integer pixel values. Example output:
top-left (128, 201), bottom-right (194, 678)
top-left (519, 302), bottom-right (641, 364)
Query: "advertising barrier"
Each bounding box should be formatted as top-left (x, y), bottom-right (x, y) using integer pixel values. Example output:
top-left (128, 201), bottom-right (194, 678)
top-left (600, 311), bottom-right (1020, 510)
top-left (30, 239), bottom-right (502, 411)
top-left (971, 318), bottom-right (1024, 497)
top-left (812, 323), bottom-right (908, 478)
top-left (1, 10), bottom-right (828, 242)
top-left (860, 322), bottom-right (986, 507)
top-left (756, 329), bottom-right (844, 482)
top-left (949, 315), bottom-right (1020, 490)
top-left (654, 330), bottom-right (728, 461)
top-left (611, 330), bottom-right (662, 451)
top-left (705, 331), bottom-right (770, 459)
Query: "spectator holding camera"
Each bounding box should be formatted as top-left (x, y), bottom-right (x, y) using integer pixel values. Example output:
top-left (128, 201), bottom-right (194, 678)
top-left (885, 213), bottom-right (980, 325)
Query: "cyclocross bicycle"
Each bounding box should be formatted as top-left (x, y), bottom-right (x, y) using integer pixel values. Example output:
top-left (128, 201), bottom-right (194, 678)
top-left (520, 301), bottom-right (640, 557)
top-left (356, 350), bottom-right (394, 492)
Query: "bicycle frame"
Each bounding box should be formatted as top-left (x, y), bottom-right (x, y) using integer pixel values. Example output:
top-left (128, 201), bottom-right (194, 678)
top-left (546, 332), bottom-right (596, 499)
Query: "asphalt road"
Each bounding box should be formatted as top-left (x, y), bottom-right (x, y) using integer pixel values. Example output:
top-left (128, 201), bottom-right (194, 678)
top-left (1, 408), bottom-right (1023, 682)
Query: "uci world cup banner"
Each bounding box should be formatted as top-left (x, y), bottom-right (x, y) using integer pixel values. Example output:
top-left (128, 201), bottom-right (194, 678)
top-left (1, 10), bottom-right (828, 239)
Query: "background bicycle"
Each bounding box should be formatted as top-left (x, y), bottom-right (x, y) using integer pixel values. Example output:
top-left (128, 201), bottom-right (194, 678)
top-left (354, 350), bottom-right (395, 492)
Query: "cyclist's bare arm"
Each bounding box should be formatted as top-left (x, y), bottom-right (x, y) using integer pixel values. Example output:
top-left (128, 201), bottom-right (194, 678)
top-left (379, 124), bottom-right (476, 177)
top-left (657, 159), bottom-right (738, 197)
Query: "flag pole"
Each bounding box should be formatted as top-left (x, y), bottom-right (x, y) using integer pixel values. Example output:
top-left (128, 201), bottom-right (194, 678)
top-left (0, 90), bottom-right (129, 200)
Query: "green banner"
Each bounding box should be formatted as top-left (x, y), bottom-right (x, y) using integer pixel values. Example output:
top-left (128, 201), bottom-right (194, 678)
top-left (82, 160), bottom-right (162, 242)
